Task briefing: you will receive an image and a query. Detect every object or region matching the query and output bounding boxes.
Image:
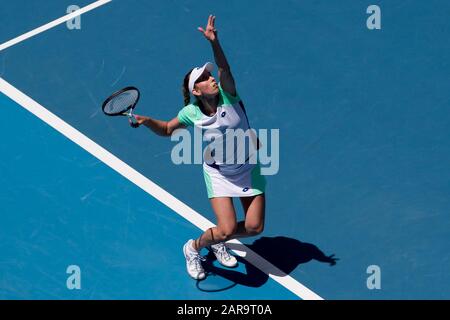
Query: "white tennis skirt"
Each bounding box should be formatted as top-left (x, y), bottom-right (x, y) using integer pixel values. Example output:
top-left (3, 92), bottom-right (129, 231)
top-left (202, 162), bottom-right (266, 198)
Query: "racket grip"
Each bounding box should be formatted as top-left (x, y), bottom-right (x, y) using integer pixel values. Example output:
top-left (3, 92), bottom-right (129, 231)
top-left (129, 114), bottom-right (139, 128)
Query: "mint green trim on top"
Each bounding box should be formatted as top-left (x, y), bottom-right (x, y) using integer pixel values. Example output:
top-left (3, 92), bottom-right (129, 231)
top-left (178, 84), bottom-right (240, 126)
top-left (203, 168), bottom-right (214, 198)
top-left (177, 104), bottom-right (203, 127)
top-left (219, 83), bottom-right (240, 106)
top-left (251, 163), bottom-right (266, 195)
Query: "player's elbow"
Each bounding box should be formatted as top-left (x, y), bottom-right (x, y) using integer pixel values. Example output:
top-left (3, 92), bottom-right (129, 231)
top-left (154, 123), bottom-right (171, 137)
top-left (165, 123), bottom-right (174, 137)
top-left (218, 66), bottom-right (231, 74)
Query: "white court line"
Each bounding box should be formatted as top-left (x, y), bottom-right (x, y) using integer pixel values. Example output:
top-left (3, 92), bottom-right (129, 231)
top-left (0, 0), bottom-right (112, 52)
top-left (0, 77), bottom-right (323, 300)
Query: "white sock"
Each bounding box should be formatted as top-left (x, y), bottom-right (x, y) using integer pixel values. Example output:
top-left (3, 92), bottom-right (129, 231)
top-left (188, 240), bottom-right (199, 253)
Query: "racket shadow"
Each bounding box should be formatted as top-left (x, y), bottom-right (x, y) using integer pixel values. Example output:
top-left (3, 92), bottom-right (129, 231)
top-left (201, 236), bottom-right (338, 289)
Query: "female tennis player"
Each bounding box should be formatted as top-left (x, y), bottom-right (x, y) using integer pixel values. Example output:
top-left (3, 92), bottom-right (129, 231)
top-left (132, 15), bottom-right (266, 280)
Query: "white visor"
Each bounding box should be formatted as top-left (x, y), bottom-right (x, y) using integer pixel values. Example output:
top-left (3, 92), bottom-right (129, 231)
top-left (188, 62), bottom-right (214, 94)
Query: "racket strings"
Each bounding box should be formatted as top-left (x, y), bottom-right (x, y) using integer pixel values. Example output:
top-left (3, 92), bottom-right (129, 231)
top-left (103, 89), bottom-right (139, 115)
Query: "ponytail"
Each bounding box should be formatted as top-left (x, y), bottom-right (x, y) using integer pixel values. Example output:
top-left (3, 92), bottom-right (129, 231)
top-left (182, 69), bottom-right (194, 106)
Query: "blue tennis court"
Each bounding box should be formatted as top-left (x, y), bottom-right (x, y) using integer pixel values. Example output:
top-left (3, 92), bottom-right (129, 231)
top-left (1, 0), bottom-right (449, 299)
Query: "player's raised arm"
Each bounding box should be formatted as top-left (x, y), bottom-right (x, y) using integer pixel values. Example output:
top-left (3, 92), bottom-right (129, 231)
top-left (198, 15), bottom-right (237, 97)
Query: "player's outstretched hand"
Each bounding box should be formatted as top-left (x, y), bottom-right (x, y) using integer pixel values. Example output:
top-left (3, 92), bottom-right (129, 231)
top-left (198, 15), bottom-right (217, 42)
top-left (129, 115), bottom-right (147, 128)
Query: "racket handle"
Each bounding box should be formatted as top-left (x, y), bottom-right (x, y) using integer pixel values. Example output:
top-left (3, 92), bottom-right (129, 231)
top-left (128, 114), bottom-right (139, 128)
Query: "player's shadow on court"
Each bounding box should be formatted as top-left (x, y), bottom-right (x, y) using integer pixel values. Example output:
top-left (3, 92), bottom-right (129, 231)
top-left (199, 236), bottom-right (338, 291)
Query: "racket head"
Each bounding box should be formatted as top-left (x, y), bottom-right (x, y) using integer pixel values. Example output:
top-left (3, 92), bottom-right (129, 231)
top-left (102, 86), bottom-right (140, 116)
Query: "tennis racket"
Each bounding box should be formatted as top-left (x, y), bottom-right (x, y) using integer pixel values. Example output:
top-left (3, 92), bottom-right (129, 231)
top-left (102, 86), bottom-right (140, 127)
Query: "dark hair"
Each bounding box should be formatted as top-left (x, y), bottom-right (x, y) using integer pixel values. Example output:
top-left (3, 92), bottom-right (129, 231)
top-left (182, 68), bottom-right (206, 111)
top-left (182, 69), bottom-right (194, 106)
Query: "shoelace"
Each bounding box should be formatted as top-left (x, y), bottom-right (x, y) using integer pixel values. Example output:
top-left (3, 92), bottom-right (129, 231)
top-left (188, 252), bottom-right (206, 271)
top-left (213, 244), bottom-right (231, 261)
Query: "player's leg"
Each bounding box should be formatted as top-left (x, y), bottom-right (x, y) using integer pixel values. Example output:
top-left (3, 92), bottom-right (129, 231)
top-left (205, 194), bottom-right (266, 268)
top-left (183, 197), bottom-right (237, 278)
top-left (234, 194), bottom-right (265, 238)
top-left (194, 197), bottom-right (237, 250)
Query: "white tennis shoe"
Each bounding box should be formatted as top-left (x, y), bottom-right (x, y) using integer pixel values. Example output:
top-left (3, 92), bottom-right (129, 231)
top-left (183, 239), bottom-right (206, 280)
top-left (210, 242), bottom-right (238, 268)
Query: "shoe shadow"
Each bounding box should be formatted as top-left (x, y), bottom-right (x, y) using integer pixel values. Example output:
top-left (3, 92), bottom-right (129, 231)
top-left (198, 236), bottom-right (338, 291)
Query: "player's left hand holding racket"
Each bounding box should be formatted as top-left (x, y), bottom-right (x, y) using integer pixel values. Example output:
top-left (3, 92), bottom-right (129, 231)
top-left (102, 86), bottom-right (145, 128)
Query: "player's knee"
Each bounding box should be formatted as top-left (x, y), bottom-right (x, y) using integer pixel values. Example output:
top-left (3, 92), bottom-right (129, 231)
top-left (246, 223), bottom-right (264, 236)
top-left (217, 224), bottom-right (237, 241)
